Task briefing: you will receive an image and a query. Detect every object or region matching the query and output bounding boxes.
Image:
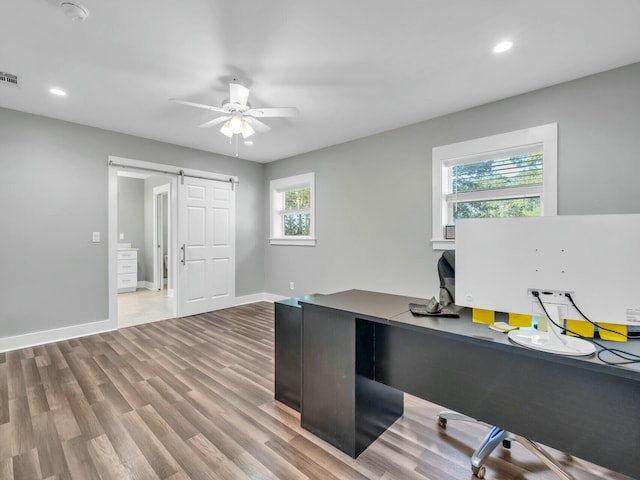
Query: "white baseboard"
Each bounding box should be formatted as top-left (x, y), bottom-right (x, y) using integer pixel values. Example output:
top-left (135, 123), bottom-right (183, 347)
top-left (264, 293), bottom-right (288, 302)
top-left (235, 292), bottom-right (288, 305)
top-left (1, 292), bottom-right (289, 353)
top-left (139, 281), bottom-right (154, 290)
top-left (0, 318), bottom-right (117, 354)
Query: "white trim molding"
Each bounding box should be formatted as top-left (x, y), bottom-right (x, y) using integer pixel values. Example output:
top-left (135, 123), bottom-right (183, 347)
top-left (0, 293), bottom-right (293, 352)
top-left (268, 237), bottom-right (316, 247)
top-left (0, 318), bottom-right (116, 354)
top-left (235, 292), bottom-right (289, 304)
top-left (109, 156), bottom-right (239, 184)
top-left (269, 172), bottom-right (316, 246)
top-left (263, 293), bottom-right (289, 303)
top-left (431, 123), bottom-right (558, 250)
top-left (139, 281), bottom-right (155, 290)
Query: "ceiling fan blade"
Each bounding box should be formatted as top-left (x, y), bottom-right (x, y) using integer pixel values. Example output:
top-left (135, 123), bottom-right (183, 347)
top-left (245, 117), bottom-right (271, 133)
top-left (229, 83), bottom-right (250, 107)
top-left (170, 98), bottom-right (227, 113)
top-left (245, 107), bottom-right (299, 118)
top-left (198, 116), bottom-right (230, 128)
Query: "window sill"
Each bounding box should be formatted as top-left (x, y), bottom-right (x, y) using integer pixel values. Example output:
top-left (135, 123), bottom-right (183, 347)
top-left (431, 239), bottom-right (455, 251)
top-left (269, 237), bottom-right (316, 247)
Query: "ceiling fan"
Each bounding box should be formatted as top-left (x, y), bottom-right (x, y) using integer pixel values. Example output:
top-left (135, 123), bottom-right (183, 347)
top-left (171, 82), bottom-right (299, 140)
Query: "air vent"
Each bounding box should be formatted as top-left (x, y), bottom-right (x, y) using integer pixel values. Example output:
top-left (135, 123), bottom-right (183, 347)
top-left (0, 71), bottom-right (19, 87)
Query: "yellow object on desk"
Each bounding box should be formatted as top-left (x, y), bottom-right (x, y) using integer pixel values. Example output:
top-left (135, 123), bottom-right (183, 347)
top-left (509, 313), bottom-right (533, 327)
top-left (472, 308), bottom-right (495, 324)
top-left (565, 319), bottom-right (595, 338)
top-left (598, 322), bottom-right (628, 342)
top-left (565, 319), bottom-right (628, 342)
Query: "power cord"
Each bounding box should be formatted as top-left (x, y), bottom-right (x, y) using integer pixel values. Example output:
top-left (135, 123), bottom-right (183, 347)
top-left (531, 292), bottom-right (640, 366)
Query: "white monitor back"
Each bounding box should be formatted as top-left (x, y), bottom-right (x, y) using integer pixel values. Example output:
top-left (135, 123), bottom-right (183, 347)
top-left (456, 214), bottom-right (640, 325)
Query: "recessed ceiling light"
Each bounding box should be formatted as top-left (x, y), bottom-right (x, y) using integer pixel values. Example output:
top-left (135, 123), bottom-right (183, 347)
top-left (493, 41), bottom-right (513, 53)
top-left (49, 88), bottom-right (67, 96)
top-left (244, 140), bottom-right (254, 145)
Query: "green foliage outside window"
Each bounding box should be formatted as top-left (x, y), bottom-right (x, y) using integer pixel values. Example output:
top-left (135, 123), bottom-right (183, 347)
top-left (283, 188), bottom-right (311, 236)
top-left (452, 153), bottom-right (542, 220)
top-left (454, 197), bottom-right (540, 219)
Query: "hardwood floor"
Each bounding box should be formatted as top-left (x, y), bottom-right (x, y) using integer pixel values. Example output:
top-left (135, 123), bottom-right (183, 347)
top-left (0, 302), bottom-right (631, 480)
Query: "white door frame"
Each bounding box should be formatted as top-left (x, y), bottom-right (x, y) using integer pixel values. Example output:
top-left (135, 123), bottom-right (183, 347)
top-left (153, 185), bottom-right (170, 294)
top-left (108, 156), bottom-right (238, 327)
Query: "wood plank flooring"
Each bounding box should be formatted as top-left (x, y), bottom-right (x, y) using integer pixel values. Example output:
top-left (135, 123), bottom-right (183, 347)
top-left (0, 302), bottom-right (632, 480)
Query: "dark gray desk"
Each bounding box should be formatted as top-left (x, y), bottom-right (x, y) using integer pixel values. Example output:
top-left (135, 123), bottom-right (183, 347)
top-left (299, 290), bottom-right (640, 478)
top-left (274, 295), bottom-right (319, 411)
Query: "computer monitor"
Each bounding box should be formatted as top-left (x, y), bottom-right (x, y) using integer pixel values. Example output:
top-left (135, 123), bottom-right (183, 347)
top-left (455, 214), bottom-right (640, 356)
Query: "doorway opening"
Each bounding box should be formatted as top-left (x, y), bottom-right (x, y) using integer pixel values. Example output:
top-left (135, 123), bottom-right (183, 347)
top-left (116, 170), bottom-right (176, 327)
top-left (108, 156), bottom-right (238, 328)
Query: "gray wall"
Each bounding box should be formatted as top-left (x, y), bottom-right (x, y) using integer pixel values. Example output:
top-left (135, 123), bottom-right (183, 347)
top-left (264, 62), bottom-right (640, 299)
top-left (0, 108), bottom-right (264, 338)
top-left (117, 176), bottom-right (145, 278)
top-left (3, 61), bottom-right (639, 338)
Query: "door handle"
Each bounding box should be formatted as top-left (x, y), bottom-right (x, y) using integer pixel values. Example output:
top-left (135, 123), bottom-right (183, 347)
top-left (181, 244), bottom-right (186, 265)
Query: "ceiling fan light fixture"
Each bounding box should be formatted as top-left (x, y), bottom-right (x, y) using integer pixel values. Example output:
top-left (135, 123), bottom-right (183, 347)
top-left (173, 81), bottom-right (298, 144)
top-left (229, 115), bottom-right (243, 134)
top-left (241, 121), bottom-right (255, 139)
top-left (220, 121), bottom-right (234, 138)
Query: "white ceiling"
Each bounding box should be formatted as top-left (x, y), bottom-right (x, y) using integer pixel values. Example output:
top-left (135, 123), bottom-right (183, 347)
top-left (2, 1), bottom-right (640, 163)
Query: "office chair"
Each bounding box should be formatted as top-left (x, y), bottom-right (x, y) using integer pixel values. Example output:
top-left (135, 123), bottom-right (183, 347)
top-left (436, 251), bottom-right (574, 480)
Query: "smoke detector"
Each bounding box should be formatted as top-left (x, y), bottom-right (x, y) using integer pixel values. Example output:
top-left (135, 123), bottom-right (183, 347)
top-left (59, 2), bottom-right (89, 21)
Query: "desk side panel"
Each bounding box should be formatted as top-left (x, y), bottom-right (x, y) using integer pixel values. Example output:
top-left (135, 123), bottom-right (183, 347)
top-left (274, 302), bottom-right (301, 411)
top-left (374, 324), bottom-right (640, 478)
top-left (301, 304), bottom-right (356, 456)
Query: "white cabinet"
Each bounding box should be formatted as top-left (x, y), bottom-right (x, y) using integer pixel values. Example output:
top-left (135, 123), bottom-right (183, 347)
top-left (117, 248), bottom-right (138, 293)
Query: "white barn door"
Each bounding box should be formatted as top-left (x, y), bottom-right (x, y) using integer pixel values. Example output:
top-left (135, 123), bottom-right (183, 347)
top-left (177, 177), bottom-right (235, 317)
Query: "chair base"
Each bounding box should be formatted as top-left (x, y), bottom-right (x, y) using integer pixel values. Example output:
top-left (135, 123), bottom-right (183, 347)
top-left (437, 411), bottom-right (574, 480)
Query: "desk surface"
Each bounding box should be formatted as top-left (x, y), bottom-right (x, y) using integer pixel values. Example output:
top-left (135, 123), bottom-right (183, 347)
top-left (300, 289), bottom-right (640, 477)
top-left (302, 289), bottom-right (640, 377)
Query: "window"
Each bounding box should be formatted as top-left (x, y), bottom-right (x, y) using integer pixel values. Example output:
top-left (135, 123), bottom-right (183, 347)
top-left (270, 172), bottom-right (316, 246)
top-left (432, 123), bottom-right (557, 249)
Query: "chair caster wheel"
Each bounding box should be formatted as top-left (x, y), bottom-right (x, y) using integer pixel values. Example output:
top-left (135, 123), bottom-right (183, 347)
top-left (472, 465), bottom-right (486, 478)
top-left (437, 417), bottom-right (447, 428)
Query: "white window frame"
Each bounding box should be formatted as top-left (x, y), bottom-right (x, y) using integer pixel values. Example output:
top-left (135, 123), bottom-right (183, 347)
top-left (431, 123), bottom-right (558, 250)
top-left (269, 172), bottom-right (316, 246)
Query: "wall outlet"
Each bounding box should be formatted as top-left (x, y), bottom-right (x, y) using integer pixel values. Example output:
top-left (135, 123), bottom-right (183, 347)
top-left (289, 282), bottom-right (295, 290)
top-left (119, 233), bottom-right (124, 240)
top-left (92, 232), bottom-right (100, 243)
